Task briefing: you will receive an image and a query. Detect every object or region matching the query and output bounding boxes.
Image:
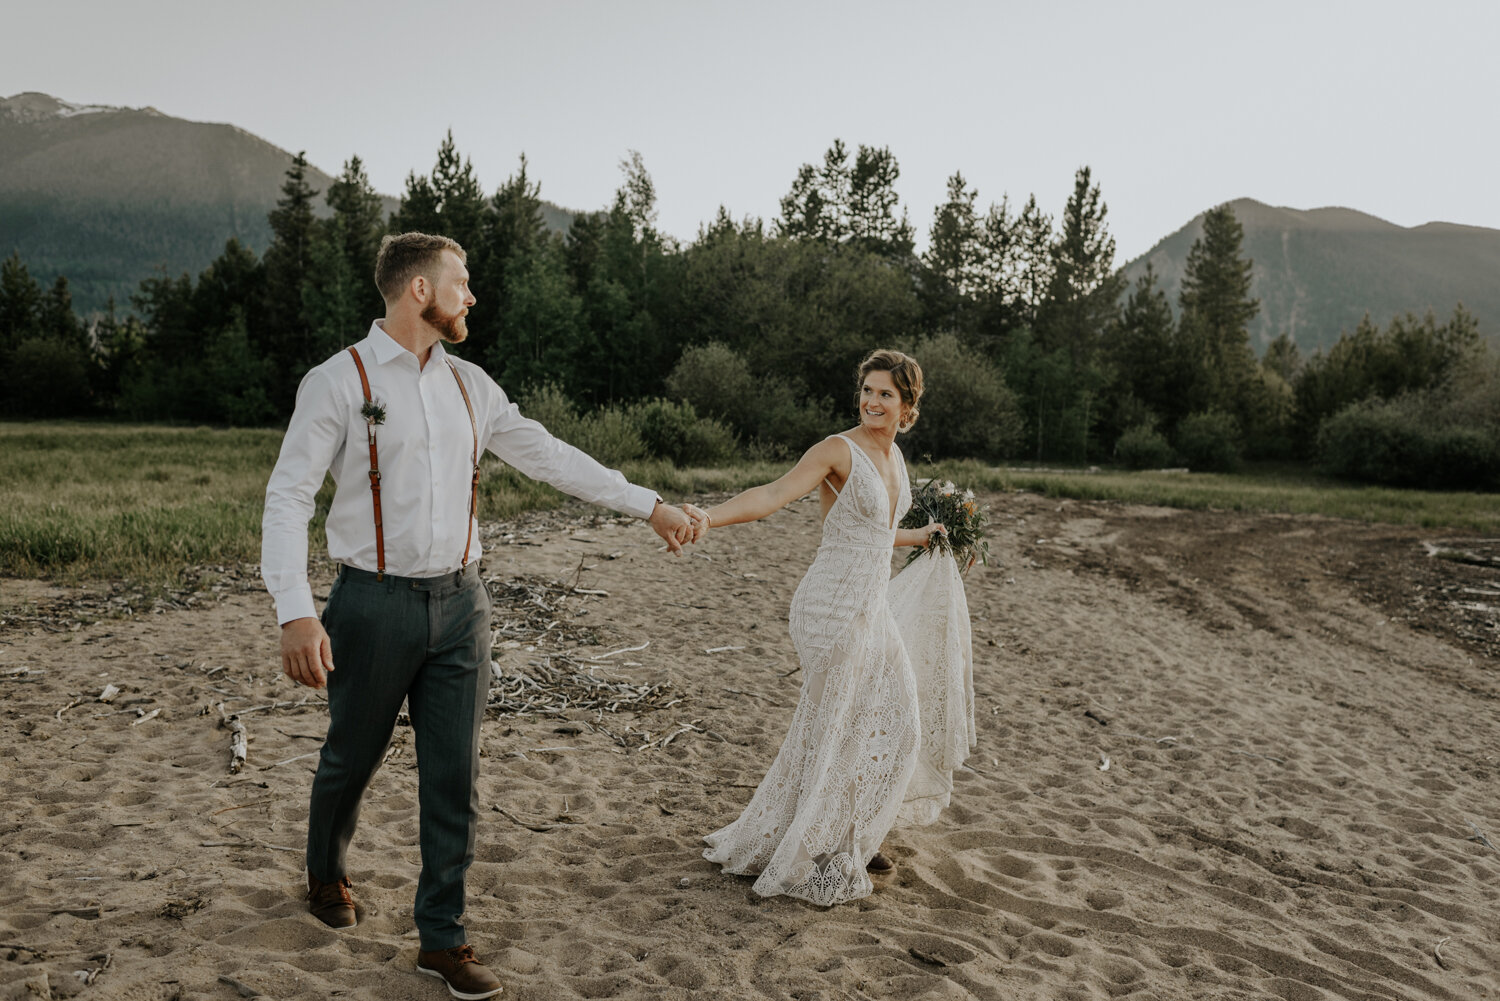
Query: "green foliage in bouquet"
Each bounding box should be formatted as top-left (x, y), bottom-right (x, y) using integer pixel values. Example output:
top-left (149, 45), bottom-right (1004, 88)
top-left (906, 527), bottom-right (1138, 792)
top-left (899, 479), bottom-right (990, 570)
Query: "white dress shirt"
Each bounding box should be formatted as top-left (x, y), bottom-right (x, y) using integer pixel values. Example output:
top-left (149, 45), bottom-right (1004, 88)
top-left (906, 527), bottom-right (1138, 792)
top-left (261, 321), bottom-right (658, 624)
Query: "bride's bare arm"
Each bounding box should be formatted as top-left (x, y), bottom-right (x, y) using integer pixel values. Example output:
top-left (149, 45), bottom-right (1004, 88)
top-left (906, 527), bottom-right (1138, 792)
top-left (704, 438), bottom-right (846, 528)
top-left (895, 524), bottom-right (945, 548)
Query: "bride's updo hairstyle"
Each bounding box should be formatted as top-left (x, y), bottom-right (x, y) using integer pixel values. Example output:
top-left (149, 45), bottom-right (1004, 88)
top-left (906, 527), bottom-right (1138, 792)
top-left (857, 349), bottom-right (923, 432)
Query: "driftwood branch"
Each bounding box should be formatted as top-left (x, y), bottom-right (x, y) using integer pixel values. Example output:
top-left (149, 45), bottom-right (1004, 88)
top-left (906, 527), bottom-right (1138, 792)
top-left (129, 708), bottom-right (162, 727)
top-left (492, 806), bottom-right (564, 832)
top-left (590, 641), bottom-right (651, 660)
top-left (217, 703), bottom-right (247, 774)
top-left (259, 751), bottom-right (318, 771)
top-left (201, 839), bottom-right (300, 853)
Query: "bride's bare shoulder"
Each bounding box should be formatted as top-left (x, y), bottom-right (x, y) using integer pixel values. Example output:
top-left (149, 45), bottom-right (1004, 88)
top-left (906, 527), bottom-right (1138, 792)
top-left (802, 434), bottom-right (854, 477)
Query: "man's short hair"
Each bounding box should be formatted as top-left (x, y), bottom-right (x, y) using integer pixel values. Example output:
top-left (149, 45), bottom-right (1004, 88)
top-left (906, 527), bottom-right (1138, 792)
top-left (374, 232), bottom-right (466, 302)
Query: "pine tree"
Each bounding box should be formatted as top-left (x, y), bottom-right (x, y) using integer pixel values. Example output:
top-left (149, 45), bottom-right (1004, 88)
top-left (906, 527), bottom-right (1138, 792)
top-left (1037, 167), bottom-right (1123, 368)
top-left (922, 172), bottom-right (981, 331)
top-left (303, 220), bottom-right (364, 358)
top-left (776, 164), bottom-right (826, 242)
top-left (429, 130), bottom-right (487, 251)
top-left (392, 171), bottom-right (441, 234)
top-left (472, 154), bottom-right (549, 368)
top-left (38, 276), bottom-right (86, 351)
top-left (847, 145), bottom-right (913, 258)
top-left (0, 252), bottom-right (42, 354)
top-left (1013, 195), bottom-right (1054, 333)
top-left (493, 242), bottom-right (590, 394)
top-left (90, 297), bottom-right (146, 409)
top-left (1176, 203), bottom-right (1260, 421)
top-left (260, 152), bottom-right (320, 402)
top-left (130, 268), bottom-right (196, 368)
top-left (0, 262), bottom-right (91, 416)
top-left (324, 156), bottom-right (386, 318)
top-left (1103, 264), bottom-right (1178, 430)
top-left (489, 155), bottom-right (547, 259)
top-left (618, 150), bottom-right (659, 242)
top-left (775, 140), bottom-right (851, 243)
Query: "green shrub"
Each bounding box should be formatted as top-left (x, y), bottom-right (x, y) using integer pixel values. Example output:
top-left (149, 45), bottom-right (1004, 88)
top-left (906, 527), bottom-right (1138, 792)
top-left (626, 398), bottom-right (738, 466)
top-left (665, 343), bottom-right (754, 417)
top-left (1424, 426), bottom-right (1499, 489)
top-left (516, 384), bottom-right (646, 467)
top-left (516, 383), bottom-right (580, 438)
top-left (1114, 425), bottom-right (1175, 470)
top-left (666, 342), bottom-right (832, 458)
top-left (1175, 410), bottom-right (1242, 472)
top-left (899, 332), bottom-right (1024, 460)
top-left (575, 408), bottom-right (648, 466)
top-left (1317, 396), bottom-right (1499, 490)
top-left (4, 338), bottom-right (92, 417)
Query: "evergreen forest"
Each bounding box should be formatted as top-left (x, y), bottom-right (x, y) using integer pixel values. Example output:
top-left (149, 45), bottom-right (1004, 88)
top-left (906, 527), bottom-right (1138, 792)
top-left (1, 136), bottom-right (1494, 490)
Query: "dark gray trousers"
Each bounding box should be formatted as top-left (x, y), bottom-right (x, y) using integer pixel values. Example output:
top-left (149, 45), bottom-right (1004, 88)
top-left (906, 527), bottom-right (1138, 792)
top-left (306, 562), bottom-right (490, 951)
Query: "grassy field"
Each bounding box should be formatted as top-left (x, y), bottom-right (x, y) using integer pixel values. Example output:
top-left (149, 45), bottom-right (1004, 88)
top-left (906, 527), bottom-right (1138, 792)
top-left (911, 459), bottom-right (1500, 533)
top-left (1, 422), bottom-right (1495, 583)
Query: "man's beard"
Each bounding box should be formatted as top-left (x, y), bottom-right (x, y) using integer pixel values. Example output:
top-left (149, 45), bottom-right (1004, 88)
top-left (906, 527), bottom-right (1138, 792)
top-left (422, 299), bottom-right (469, 344)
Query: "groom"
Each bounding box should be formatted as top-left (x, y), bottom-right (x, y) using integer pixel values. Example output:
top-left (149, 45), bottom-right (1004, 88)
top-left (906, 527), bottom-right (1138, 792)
top-left (261, 232), bottom-right (698, 999)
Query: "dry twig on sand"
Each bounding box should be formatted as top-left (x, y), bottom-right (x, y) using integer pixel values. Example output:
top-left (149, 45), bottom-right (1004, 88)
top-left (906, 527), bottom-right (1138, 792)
top-left (1433, 936), bottom-right (1451, 969)
top-left (487, 654), bottom-right (676, 718)
top-left (592, 718), bottom-right (715, 751)
top-left (201, 838), bottom-right (300, 853)
top-left (73, 952), bottom-right (112, 986)
top-left (493, 806), bottom-right (568, 832)
top-left (1467, 820), bottom-right (1496, 852)
top-left (220, 705), bottom-right (248, 774)
top-left (259, 751), bottom-right (318, 771)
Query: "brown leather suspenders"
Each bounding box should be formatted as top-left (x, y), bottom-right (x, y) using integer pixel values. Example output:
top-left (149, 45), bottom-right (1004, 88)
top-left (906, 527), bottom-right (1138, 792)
top-left (447, 358), bottom-right (481, 569)
top-left (346, 348), bottom-right (386, 580)
top-left (346, 346), bottom-right (479, 580)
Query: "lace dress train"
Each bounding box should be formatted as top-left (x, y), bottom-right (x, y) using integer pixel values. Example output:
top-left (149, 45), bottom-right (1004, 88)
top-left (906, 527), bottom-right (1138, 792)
top-left (889, 551), bottom-right (975, 826)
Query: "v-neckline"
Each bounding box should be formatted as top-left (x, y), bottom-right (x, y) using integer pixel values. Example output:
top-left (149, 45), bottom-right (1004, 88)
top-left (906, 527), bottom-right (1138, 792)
top-left (839, 434), bottom-right (900, 531)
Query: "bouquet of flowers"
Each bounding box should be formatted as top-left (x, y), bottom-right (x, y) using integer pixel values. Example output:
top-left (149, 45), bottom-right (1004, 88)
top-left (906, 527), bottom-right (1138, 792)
top-left (899, 479), bottom-right (990, 571)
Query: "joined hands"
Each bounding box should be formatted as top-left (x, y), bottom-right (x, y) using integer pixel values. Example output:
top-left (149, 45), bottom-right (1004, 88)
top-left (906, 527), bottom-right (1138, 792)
top-left (647, 500), bottom-right (712, 555)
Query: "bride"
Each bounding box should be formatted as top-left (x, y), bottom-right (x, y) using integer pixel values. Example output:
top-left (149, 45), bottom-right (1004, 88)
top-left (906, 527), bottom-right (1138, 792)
top-left (695, 349), bottom-right (972, 906)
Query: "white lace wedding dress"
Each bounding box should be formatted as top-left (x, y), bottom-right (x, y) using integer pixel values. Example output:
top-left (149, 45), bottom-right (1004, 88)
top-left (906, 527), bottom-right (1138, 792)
top-left (702, 434), bottom-right (974, 905)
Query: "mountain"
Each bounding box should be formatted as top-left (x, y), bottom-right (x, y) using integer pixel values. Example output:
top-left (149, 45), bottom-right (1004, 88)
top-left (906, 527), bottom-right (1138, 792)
top-left (0, 93), bottom-right (574, 315)
top-left (1120, 198), bottom-right (1500, 354)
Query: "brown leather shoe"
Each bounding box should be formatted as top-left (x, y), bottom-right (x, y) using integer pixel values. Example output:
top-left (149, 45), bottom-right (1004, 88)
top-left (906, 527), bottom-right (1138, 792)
top-left (868, 851), bottom-right (897, 877)
top-left (306, 872), bottom-right (356, 928)
top-left (417, 944), bottom-right (503, 1000)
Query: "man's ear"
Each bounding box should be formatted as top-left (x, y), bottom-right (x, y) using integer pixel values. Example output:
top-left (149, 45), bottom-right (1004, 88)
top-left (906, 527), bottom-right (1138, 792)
top-left (408, 273), bottom-right (428, 303)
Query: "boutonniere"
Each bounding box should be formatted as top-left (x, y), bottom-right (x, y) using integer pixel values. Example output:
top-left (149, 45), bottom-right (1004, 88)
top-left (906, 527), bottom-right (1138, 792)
top-left (360, 399), bottom-right (387, 426)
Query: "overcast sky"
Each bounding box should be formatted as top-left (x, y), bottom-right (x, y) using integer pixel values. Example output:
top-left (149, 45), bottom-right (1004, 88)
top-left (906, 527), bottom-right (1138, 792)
top-left (6, 0), bottom-right (1497, 262)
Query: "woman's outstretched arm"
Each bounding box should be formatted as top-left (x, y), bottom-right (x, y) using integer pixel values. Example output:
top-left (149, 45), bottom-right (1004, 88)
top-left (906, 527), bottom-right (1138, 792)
top-left (895, 523), bottom-right (945, 549)
top-left (703, 437), bottom-right (847, 528)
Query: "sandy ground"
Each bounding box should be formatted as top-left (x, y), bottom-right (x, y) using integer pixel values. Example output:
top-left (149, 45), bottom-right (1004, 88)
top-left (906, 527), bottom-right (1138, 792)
top-left (1, 491), bottom-right (1497, 1001)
